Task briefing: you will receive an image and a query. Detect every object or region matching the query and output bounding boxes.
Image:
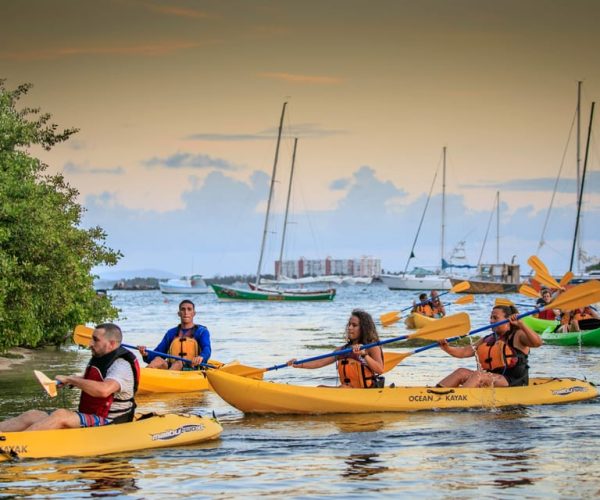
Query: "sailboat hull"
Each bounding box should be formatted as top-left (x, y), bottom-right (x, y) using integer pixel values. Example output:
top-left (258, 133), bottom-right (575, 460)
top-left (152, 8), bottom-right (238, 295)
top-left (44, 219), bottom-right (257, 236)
top-left (450, 277), bottom-right (518, 294)
top-left (211, 284), bottom-right (336, 301)
top-left (380, 274), bottom-right (451, 291)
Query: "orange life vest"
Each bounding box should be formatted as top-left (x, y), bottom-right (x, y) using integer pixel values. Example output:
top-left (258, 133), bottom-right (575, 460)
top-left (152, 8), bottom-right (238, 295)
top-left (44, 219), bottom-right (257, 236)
top-left (168, 326), bottom-right (199, 363)
top-left (336, 350), bottom-right (382, 388)
top-left (561, 309), bottom-right (593, 325)
top-left (476, 333), bottom-right (518, 372)
top-left (415, 303), bottom-right (434, 317)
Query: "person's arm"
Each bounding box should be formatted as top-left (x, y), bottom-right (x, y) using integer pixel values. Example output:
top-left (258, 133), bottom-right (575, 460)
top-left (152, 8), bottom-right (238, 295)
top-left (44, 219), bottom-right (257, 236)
top-left (56, 374), bottom-right (120, 398)
top-left (438, 339), bottom-right (477, 358)
top-left (146, 330), bottom-right (173, 363)
top-left (512, 315), bottom-right (543, 349)
top-left (363, 346), bottom-right (384, 374)
top-left (287, 356), bottom-right (336, 369)
top-left (195, 326), bottom-right (211, 362)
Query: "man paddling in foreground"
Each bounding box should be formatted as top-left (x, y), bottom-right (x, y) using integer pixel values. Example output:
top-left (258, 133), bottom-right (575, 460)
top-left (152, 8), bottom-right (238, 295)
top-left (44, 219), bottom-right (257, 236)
top-left (0, 323), bottom-right (139, 432)
top-left (137, 300), bottom-right (211, 370)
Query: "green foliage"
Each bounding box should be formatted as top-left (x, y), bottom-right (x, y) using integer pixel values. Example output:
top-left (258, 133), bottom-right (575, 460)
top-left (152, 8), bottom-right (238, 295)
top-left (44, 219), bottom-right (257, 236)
top-left (0, 79), bottom-right (122, 352)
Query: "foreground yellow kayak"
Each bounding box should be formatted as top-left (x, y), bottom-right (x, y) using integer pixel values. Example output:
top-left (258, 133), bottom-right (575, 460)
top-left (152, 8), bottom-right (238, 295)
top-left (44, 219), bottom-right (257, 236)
top-left (206, 369), bottom-right (598, 414)
top-left (0, 413), bottom-right (222, 461)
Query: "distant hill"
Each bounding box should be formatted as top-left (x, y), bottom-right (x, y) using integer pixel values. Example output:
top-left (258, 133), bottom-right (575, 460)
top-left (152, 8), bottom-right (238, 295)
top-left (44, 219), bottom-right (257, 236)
top-left (94, 268), bottom-right (179, 280)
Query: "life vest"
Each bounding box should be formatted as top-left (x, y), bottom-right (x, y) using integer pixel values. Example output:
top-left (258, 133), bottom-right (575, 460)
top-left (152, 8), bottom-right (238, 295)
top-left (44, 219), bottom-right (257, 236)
top-left (537, 308), bottom-right (557, 320)
top-left (431, 300), bottom-right (445, 318)
top-left (476, 333), bottom-right (519, 373)
top-left (336, 347), bottom-right (383, 388)
top-left (415, 303), bottom-right (434, 317)
top-left (167, 325), bottom-right (199, 364)
top-left (78, 346), bottom-right (140, 422)
top-left (561, 309), bottom-right (593, 325)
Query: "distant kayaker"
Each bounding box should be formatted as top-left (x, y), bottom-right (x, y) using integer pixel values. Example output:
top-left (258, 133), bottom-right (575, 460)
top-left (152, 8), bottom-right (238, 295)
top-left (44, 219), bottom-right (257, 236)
top-left (0, 323), bottom-right (139, 432)
top-left (535, 288), bottom-right (561, 321)
top-left (436, 304), bottom-right (542, 388)
top-left (286, 309), bottom-right (385, 388)
top-left (137, 300), bottom-right (211, 370)
top-left (412, 293), bottom-right (434, 317)
top-left (430, 290), bottom-right (446, 318)
top-left (559, 305), bottom-right (600, 332)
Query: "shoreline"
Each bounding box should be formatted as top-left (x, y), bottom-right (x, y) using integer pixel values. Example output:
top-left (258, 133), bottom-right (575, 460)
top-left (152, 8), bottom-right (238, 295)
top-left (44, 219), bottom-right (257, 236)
top-left (0, 348), bottom-right (33, 371)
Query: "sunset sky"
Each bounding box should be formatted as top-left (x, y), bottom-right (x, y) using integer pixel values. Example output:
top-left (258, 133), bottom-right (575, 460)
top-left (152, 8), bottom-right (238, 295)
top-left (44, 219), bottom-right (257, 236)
top-left (3, 0), bottom-right (600, 277)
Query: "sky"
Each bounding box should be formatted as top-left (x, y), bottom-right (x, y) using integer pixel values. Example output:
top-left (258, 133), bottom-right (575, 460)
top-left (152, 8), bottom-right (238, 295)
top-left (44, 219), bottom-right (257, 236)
top-left (2, 0), bottom-right (600, 277)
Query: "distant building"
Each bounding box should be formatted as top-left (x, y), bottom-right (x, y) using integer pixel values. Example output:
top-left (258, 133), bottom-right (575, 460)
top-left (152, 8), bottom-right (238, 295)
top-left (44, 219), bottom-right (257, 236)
top-left (275, 256), bottom-right (381, 278)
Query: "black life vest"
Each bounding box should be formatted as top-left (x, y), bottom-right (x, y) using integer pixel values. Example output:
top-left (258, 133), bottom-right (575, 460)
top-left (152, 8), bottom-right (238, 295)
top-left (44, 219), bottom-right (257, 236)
top-left (78, 346), bottom-right (140, 423)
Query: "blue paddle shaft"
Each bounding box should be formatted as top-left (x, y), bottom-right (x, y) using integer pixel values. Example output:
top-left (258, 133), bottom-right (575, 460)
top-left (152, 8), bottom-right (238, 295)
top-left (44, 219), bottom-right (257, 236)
top-left (267, 330), bottom-right (420, 372)
top-left (411, 307), bottom-right (541, 356)
top-left (123, 343), bottom-right (216, 369)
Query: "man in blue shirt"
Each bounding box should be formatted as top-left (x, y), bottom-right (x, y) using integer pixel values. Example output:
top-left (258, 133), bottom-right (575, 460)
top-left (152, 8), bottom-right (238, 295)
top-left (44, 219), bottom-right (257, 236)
top-left (138, 300), bottom-right (211, 370)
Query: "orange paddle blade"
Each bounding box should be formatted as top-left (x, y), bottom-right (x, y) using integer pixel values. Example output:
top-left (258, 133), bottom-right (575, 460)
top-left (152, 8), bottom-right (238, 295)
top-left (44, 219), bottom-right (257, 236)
top-left (34, 370), bottom-right (58, 398)
top-left (73, 325), bottom-right (93, 347)
top-left (407, 312), bottom-right (471, 341)
top-left (519, 284), bottom-right (541, 299)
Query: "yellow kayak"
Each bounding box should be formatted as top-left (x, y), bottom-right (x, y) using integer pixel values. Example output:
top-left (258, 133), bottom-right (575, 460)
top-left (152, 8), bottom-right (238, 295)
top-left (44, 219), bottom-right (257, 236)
top-left (404, 313), bottom-right (437, 330)
top-left (0, 413), bottom-right (222, 462)
top-left (138, 361), bottom-right (263, 394)
top-left (206, 369), bottom-right (598, 414)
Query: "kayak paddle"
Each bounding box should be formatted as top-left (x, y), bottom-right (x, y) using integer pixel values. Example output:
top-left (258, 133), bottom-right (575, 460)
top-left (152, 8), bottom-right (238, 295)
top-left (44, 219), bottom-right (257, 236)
top-left (34, 370), bottom-right (60, 398)
top-left (389, 280), bottom-right (600, 366)
top-left (72, 325), bottom-right (263, 379)
top-left (527, 255), bottom-right (573, 290)
top-left (236, 312), bottom-right (471, 378)
top-left (519, 284), bottom-right (541, 299)
top-left (379, 280), bottom-right (471, 326)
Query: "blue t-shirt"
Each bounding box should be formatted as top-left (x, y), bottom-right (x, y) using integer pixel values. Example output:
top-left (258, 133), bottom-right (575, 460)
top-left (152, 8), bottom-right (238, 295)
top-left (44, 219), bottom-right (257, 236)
top-left (146, 324), bottom-right (211, 364)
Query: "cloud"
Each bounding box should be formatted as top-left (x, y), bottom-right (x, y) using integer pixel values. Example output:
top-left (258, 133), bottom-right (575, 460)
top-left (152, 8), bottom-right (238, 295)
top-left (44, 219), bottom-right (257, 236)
top-left (64, 162), bottom-right (124, 175)
top-left (187, 123), bottom-right (345, 141)
top-left (0, 41), bottom-right (202, 61)
top-left (258, 72), bottom-right (343, 85)
top-left (81, 165), bottom-right (600, 276)
top-left (461, 172), bottom-right (600, 193)
top-left (143, 152), bottom-right (238, 171)
top-left (330, 178), bottom-right (350, 191)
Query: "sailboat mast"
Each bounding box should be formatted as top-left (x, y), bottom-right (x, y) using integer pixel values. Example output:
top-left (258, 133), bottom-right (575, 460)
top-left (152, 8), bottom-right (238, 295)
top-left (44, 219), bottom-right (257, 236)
top-left (441, 146), bottom-right (446, 271)
top-left (576, 81), bottom-right (582, 273)
top-left (255, 102), bottom-right (287, 286)
top-left (277, 137), bottom-right (298, 280)
top-left (569, 101), bottom-right (595, 272)
top-left (496, 191), bottom-right (500, 262)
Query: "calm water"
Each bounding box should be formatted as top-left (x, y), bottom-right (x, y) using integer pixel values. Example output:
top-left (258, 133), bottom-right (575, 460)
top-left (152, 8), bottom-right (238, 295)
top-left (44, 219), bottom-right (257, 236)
top-left (1, 285), bottom-right (600, 498)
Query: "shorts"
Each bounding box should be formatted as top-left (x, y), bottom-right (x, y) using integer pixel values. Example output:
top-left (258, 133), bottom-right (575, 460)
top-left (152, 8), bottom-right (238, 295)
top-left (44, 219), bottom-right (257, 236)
top-left (76, 412), bottom-right (112, 428)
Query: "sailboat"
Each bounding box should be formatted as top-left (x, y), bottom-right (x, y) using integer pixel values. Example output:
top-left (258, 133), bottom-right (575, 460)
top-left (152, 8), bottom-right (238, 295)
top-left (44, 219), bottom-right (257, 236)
top-left (449, 191), bottom-right (521, 293)
top-left (535, 82), bottom-right (598, 284)
top-left (211, 104), bottom-right (336, 302)
top-left (380, 147), bottom-right (453, 291)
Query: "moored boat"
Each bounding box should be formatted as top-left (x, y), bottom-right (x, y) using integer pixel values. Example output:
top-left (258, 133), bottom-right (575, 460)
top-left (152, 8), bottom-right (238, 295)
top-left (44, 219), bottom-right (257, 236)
top-left (211, 283), bottom-right (336, 301)
top-left (206, 369), bottom-right (598, 414)
top-left (381, 274), bottom-right (451, 291)
top-left (159, 275), bottom-right (211, 294)
top-left (541, 327), bottom-right (600, 347)
top-left (0, 413), bottom-right (222, 461)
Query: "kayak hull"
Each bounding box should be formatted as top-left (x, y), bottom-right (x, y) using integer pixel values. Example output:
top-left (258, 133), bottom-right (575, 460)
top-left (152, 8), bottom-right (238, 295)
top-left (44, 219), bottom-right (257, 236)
top-left (522, 315), bottom-right (559, 334)
top-left (211, 284), bottom-right (336, 301)
top-left (0, 413), bottom-right (222, 461)
top-left (138, 361), bottom-right (264, 393)
top-left (404, 313), bottom-right (436, 330)
top-left (206, 369), bottom-right (598, 415)
top-left (541, 327), bottom-right (600, 347)
top-left (138, 367), bottom-right (210, 393)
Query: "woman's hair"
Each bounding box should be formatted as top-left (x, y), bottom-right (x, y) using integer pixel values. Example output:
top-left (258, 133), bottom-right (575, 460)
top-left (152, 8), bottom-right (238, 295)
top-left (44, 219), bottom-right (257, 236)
top-left (492, 304), bottom-right (519, 317)
top-left (348, 309), bottom-right (379, 344)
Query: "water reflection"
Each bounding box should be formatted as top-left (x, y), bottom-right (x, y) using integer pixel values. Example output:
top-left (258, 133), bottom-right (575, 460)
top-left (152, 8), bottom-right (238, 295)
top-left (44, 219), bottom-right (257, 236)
top-left (483, 446), bottom-right (537, 489)
top-left (342, 453), bottom-right (389, 479)
top-left (0, 457), bottom-right (139, 497)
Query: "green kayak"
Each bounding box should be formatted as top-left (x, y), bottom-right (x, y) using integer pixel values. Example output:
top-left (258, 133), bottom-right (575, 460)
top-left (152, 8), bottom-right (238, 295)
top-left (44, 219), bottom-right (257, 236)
top-left (541, 327), bottom-right (600, 347)
top-left (522, 315), bottom-right (559, 333)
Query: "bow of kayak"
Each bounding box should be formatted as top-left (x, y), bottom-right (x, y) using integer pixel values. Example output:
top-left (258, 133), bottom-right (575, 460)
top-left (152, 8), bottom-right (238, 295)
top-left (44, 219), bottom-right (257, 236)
top-left (206, 369), bottom-right (598, 415)
top-left (0, 413), bottom-right (222, 461)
